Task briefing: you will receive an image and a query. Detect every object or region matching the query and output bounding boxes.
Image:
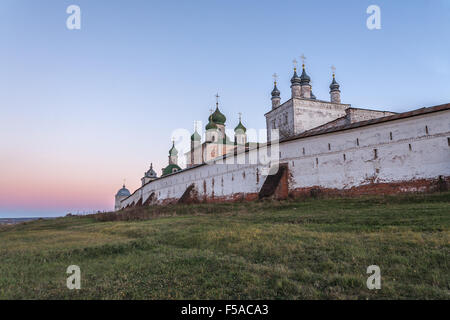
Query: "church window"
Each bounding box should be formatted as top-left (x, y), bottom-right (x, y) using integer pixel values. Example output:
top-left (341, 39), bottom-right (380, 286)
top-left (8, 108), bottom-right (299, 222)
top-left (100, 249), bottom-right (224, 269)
top-left (328, 143), bottom-right (331, 151)
top-left (356, 138), bottom-right (360, 146)
top-left (425, 126), bottom-right (429, 134)
top-left (409, 144), bottom-right (412, 151)
top-left (284, 114), bottom-right (288, 124)
top-left (316, 158), bottom-right (319, 166)
top-left (272, 120), bottom-right (275, 129)
top-left (374, 149), bottom-right (378, 159)
top-left (212, 136), bottom-right (215, 142)
top-left (448, 137), bottom-right (450, 147)
top-left (302, 147), bottom-right (305, 155)
top-left (343, 154), bottom-right (346, 161)
top-left (390, 132), bottom-right (393, 140)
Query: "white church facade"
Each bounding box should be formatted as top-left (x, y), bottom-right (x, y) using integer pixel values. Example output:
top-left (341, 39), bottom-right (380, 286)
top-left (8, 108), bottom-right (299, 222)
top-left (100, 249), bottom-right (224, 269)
top-left (115, 62), bottom-right (450, 210)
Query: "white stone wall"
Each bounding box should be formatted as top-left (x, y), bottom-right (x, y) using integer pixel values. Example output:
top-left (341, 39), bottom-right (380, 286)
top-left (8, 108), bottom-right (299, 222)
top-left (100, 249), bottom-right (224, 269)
top-left (265, 99), bottom-right (295, 141)
top-left (346, 108), bottom-right (396, 123)
top-left (265, 98), bottom-right (351, 141)
top-left (119, 108), bottom-right (450, 209)
top-left (281, 111), bottom-right (450, 190)
top-left (292, 99), bottom-right (350, 133)
top-left (136, 161), bottom-right (267, 207)
top-left (308, 108), bottom-right (397, 132)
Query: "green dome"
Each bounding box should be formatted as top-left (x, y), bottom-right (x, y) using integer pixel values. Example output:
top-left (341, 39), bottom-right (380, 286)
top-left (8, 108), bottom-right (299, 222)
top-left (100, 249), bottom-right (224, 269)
top-left (205, 115), bottom-right (217, 130)
top-left (191, 130), bottom-right (201, 141)
top-left (169, 142), bottom-right (178, 156)
top-left (211, 106), bottom-right (226, 125)
top-left (234, 120), bottom-right (246, 133)
top-left (162, 164), bottom-right (181, 176)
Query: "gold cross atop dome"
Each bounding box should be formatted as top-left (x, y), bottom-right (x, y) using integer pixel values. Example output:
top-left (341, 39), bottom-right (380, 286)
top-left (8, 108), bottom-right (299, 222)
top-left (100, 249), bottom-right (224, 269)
top-left (292, 58), bottom-right (298, 71)
top-left (300, 54), bottom-right (306, 68)
top-left (331, 65), bottom-right (336, 77)
top-left (272, 73), bottom-right (278, 84)
top-left (238, 112), bottom-right (242, 121)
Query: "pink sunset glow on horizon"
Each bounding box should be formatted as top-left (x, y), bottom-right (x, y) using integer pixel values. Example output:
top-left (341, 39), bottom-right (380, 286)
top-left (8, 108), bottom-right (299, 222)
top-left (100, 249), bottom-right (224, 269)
top-left (0, 142), bottom-right (168, 216)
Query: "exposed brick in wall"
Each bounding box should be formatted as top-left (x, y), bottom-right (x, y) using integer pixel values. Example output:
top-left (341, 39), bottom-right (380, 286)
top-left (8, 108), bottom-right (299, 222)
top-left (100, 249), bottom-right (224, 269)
top-left (288, 176), bottom-right (450, 199)
top-left (259, 163), bottom-right (289, 200)
top-left (143, 192), bottom-right (156, 206)
top-left (178, 184), bottom-right (199, 204)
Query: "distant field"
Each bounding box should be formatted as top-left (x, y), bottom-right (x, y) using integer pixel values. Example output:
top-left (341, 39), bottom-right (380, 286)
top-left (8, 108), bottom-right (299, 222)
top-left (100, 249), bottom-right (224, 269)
top-left (0, 192), bottom-right (449, 299)
top-left (0, 218), bottom-right (43, 225)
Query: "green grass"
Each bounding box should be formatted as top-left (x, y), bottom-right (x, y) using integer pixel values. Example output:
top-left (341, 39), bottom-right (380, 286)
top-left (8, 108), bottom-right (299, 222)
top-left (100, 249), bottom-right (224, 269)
top-left (0, 192), bottom-right (449, 299)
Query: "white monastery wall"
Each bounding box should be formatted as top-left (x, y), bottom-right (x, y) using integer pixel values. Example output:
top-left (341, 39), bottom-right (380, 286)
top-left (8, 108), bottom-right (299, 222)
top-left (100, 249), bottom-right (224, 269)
top-left (265, 100), bottom-right (295, 140)
top-left (292, 99), bottom-right (350, 133)
top-left (265, 98), bottom-right (351, 141)
top-left (281, 111), bottom-right (450, 191)
top-left (119, 108), bottom-right (450, 209)
top-left (346, 108), bottom-right (396, 123)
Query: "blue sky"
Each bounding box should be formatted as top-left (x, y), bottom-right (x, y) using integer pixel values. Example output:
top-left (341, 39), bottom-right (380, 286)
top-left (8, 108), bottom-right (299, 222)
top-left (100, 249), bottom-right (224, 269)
top-left (0, 0), bottom-right (449, 217)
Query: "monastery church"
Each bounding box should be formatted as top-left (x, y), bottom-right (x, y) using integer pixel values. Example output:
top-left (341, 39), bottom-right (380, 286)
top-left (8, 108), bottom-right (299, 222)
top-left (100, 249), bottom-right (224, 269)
top-left (115, 59), bottom-right (450, 210)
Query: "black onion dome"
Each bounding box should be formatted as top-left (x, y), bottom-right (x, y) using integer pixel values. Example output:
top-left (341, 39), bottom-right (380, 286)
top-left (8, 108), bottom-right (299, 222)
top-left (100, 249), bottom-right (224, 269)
top-left (271, 83), bottom-right (280, 98)
top-left (300, 66), bottom-right (311, 85)
top-left (330, 75), bottom-right (340, 91)
top-left (290, 69), bottom-right (301, 85)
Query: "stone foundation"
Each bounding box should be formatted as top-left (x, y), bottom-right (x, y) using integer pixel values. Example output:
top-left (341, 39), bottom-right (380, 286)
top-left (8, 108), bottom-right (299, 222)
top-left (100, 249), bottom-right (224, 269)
top-left (288, 176), bottom-right (450, 199)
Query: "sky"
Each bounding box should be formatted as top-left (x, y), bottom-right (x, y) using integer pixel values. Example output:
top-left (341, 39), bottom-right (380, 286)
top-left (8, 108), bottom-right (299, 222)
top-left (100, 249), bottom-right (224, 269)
top-left (0, 0), bottom-right (449, 217)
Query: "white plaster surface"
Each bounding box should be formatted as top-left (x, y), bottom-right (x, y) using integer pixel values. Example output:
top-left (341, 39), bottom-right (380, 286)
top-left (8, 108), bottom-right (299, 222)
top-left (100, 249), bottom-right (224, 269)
top-left (118, 108), bottom-right (450, 209)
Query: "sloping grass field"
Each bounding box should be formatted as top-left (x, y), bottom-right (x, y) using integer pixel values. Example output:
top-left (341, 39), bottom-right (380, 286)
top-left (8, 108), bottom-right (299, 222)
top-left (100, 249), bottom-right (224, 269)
top-left (0, 192), bottom-right (449, 299)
